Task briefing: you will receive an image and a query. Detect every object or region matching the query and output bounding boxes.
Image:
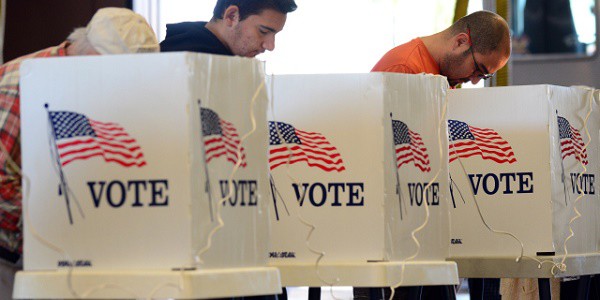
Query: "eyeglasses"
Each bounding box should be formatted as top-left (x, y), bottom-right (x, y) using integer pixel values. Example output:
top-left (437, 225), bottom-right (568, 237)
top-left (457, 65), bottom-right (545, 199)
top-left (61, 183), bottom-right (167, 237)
top-left (466, 25), bottom-right (494, 80)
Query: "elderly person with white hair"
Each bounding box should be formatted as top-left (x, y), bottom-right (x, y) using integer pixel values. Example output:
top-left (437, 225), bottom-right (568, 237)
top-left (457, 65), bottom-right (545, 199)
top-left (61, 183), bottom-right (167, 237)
top-left (0, 7), bottom-right (158, 299)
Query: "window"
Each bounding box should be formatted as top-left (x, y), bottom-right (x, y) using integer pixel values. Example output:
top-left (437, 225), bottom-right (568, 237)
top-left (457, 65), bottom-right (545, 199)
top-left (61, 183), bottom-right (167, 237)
top-left (511, 0), bottom-right (597, 58)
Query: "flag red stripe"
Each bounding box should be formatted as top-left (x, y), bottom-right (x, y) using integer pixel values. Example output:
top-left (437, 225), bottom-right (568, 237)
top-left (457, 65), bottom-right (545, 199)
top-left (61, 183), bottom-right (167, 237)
top-left (396, 150), bottom-right (429, 165)
top-left (401, 152), bottom-right (429, 166)
top-left (296, 129), bottom-right (328, 139)
top-left (450, 142), bottom-right (515, 159)
top-left (269, 127), bottom-right (344, 172)
top-left (59, 141), bottom-right (144, 161)
top-left (270, 157), bottom-right (345, 172)
top-left (61, 150), bottom-right (146, 167)
top-left (470, 132), bottom-right (511, 145)
top-left (96, 131), bottom-right (130, 139)
top-left (561, 143), bottom-right (588, 158)
top-left (206, 145), bottom-right (245, 162)
top-left (449, 144), bottom-right (516, 164)
top-left (61, 152), bottom-right (104, 166)
top-left (558, 124), bottom-right (589, 165)
top-left (55, 118), bottom-right (146, 167)
top-left (57, 138), bottom-right (141, 154)
top-left (397, 149), bottom-right (431, 171)
top-left (269, 148), bottom-right (344, 166)
top-left (269, 144), bottom-right (342, 159)
top-left (206, 151), bottom-right (247, 167)
top-left (202, 118), bottom-right (246, 167)
top-left (561, 138), bottom-right (587, 151)
top-left (449, 151), bottom-right (516, 164)
top-left (293, 142), bottom-right (337, 152)
top-left (451, 140), bottom-right (515, 153)
top-left (561, 148), bottom-right (589, 164)
top-left (396, 156), bottom-right (430, 172)
top-left (204, 137), bottom-right (222, 146)
top-left (449, 143), bottom-right (516, 159)
top-left (296, 134), bottom-right (334, 147)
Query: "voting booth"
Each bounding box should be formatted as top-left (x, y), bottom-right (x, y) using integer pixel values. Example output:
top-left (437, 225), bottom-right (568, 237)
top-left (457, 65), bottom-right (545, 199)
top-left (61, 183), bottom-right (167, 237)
top-left (267, 73), bottom-right (458, 287)
top-left (14, 53), bottom-right (280, 298)
top-left (447, 85), bottom-right (600, 278)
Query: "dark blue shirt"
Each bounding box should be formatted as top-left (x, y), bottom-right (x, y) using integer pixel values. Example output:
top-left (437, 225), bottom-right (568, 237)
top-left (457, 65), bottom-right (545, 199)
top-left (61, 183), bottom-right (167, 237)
top-left (160, 21), bottom-right (234, 56)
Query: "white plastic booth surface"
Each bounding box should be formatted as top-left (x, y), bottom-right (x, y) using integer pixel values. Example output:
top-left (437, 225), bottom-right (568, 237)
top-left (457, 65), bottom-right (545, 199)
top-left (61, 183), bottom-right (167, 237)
top-left (447, 85), bottom-right (600, 278)
top-left (267, 73), bottom-right (459, 287)
top-left (14, 53), bottom-right (280, 299)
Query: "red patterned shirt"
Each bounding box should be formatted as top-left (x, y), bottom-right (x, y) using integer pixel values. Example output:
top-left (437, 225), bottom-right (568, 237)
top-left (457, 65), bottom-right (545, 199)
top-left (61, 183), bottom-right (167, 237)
top-left (0, 42), bottom-right (68, 263)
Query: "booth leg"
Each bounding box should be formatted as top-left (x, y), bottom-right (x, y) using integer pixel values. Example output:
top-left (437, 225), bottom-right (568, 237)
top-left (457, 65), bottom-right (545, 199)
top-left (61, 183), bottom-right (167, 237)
top-left (538, 278), bottom-right (551, 300)
top-left (308, 287), bottom-right (320, 300)
top-left (560, 276), bottom-right (591, 300)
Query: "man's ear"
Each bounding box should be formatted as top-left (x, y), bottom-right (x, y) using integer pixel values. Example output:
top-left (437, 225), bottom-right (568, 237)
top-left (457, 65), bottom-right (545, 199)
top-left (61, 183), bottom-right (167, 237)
top-left (223, 5), bottom-right (240, 27)
top-left (452, 32), bottom-right (470, 51)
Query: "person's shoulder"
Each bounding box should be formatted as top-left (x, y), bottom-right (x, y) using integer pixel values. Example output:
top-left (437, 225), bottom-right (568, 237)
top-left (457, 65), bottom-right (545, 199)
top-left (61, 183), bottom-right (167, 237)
top-left (386, 39), bottom-right (423, 61)
top-left (0, 44), bottom-right (64, 79)
top-left (398, 38), bottom-right (426, 57)
top-left (166, 21), bottom-right (207, 30)
top-left (165, 21), bottom-right (207, 37)
top-left (371, 39), bottom-right (424, 73)
top-left (160, 21), bottom-right (233, 56)
top-left (392, 38), bottom-right (435, 73)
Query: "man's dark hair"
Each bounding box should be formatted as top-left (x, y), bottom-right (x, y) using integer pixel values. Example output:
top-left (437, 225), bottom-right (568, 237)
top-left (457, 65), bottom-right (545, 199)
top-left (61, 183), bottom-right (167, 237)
top-left (213, 0), bottom-right (297, 21)
top-left (451, 10), bottom-right (511, 56)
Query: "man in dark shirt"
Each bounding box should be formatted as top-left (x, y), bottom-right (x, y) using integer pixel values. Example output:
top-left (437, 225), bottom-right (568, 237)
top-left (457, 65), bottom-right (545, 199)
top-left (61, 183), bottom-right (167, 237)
top-left (160, 0), bottom-right (297, 57)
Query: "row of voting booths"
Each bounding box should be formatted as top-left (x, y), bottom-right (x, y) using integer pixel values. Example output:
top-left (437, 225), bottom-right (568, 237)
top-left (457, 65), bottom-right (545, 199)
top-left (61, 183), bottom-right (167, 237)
top-left (12, 52), bottom-right (600, 298)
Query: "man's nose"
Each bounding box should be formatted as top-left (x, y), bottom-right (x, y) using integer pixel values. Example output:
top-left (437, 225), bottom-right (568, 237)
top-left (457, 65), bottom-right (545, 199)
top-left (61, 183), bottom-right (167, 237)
top-left (469, 75), bottom-right (482, 85)
top-left (263, 35), bottom-right (275, 51)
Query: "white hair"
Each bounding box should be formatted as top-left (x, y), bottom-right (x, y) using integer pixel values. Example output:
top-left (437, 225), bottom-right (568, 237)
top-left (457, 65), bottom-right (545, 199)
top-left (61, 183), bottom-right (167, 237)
top-left (66, 28), bottom-right (98, 55)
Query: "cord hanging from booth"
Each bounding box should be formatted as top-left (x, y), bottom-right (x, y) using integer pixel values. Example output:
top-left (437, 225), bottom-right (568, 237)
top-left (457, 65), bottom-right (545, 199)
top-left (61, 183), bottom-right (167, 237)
top-left (557, 88), bottom-right (596, 274)
top-left (388, 79), bottom-right (449, 300)
top-left (268, 74), bottom-right (343, 300)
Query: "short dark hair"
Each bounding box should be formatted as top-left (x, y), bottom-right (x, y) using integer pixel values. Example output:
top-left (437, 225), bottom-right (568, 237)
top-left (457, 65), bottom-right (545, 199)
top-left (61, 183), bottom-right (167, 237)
top-left (213, 0), bottom-right (297, 21)
top-left (452, 10), bottom-right (511, 56)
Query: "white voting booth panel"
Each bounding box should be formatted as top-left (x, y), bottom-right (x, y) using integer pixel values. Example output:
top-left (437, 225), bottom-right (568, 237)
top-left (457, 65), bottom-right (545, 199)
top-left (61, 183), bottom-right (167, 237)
top-left (267, 73), bottom-right (458, 287)
top-left (14, 53), bottom-right (279, 299)
top-left (447, 85), bottom-right (600, 278)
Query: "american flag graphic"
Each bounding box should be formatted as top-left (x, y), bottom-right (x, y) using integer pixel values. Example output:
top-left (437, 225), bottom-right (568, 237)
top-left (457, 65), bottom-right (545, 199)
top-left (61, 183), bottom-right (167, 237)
top-left (201, 108), bottom-right (246, 167)
top-left (558, 116), bottom-right (588, 165)
top-left (49, 111), bottom-right (146, 167)
top-left (448, 119), bottom-right (516, 164)
top-left (268, 121), bottom-right (345, 172)
top-left (392, 120), bottom-right (430, 172)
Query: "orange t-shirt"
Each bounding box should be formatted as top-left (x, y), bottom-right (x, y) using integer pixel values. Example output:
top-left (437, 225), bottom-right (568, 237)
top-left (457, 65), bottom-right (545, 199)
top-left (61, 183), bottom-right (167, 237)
top-left (371, 38), bottom-right (440, 75)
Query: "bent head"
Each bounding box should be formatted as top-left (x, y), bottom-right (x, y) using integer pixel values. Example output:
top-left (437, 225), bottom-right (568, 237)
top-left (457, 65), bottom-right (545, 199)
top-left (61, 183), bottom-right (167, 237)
top-left (67, 7), bottom-right (159, 56)
top-left (212, 0), bottom-right (297, 57)
top-left (439, 10), bottom-right (511, 86)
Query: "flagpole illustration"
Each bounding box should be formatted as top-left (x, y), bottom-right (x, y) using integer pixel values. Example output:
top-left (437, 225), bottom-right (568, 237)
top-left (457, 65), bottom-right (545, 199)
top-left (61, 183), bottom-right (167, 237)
top-left (449, 173), bottom-right (457, 209)
top-left (198, 100), bottom-right (214, 222)
top-left (270, 174), bottom-right (282, 221)
top-left (269, 173), bottom-right (290, 221)
top-left (448, 173), bottom-right (467, 208)
top-left (390, 113), bottom-right (406, 220)
top-left (45, 103), bottom-right (73, 225)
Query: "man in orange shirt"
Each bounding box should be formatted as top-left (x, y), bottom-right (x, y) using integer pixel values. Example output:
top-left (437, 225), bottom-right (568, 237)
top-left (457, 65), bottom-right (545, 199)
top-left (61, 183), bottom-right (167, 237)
top-left (368, 10), bottom-right (512, 300)
top-left (372, 10), bottom-right (511, 87)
